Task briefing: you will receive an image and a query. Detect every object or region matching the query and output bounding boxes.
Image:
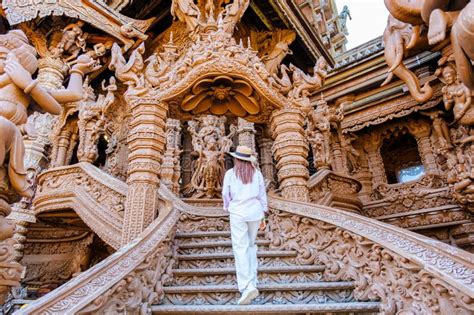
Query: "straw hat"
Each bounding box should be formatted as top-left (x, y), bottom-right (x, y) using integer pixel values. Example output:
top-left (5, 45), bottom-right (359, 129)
top-left (229, 145), bottom-right (256, 162)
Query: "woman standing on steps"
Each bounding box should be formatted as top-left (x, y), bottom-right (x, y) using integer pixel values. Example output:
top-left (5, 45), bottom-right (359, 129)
top-left (222, 145), bottom-right (268, 305)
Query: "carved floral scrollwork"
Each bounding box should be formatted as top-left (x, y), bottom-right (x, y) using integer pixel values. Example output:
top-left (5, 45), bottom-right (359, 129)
top-left (267, 199), bottom-right (474, 314)
top-left (79, 231), bottom-right (177, 314)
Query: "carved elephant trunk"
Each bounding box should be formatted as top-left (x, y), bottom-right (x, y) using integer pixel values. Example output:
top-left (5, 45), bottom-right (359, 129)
top-left (382, 16), bottom-right (434, 103)
top-left (451, 1), bottom-right (474, 89)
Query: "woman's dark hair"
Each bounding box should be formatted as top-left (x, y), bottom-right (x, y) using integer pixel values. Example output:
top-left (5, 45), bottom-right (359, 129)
top-left (234, 158), bottom-right (255, 184)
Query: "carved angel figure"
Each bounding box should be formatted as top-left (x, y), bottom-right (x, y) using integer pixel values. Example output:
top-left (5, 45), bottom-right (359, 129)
top-left (0, 30), bottom-right (98, 205)
top-left (186, 116), bottom-right (236, 198)
top-left (289, 57), bottom-right (328, 100)
top-left (109, 43), bottom-right (146, 94)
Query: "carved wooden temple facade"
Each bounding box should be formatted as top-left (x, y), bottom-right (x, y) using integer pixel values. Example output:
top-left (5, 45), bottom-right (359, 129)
top-left (0, 0), bottom-right (472, 314)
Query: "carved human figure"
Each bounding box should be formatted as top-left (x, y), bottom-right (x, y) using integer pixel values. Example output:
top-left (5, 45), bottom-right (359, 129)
top-left (339, 5), bottom-right (352, 35)
top-left (262, 30), bottom-right (296, 75)
top-left (54, 21), bottom-right (88, 62)
top-left (446, 150), bottom-right (474, 199)
top-left (0, 30), bottom-right (98, 206)
top-left (186, 116), bottom-right (236, 198)
top-left (341, 133), bottom-right (360, 173)
top-left (439, 64), bottom-right (473, 126)
top-left (420, 109), bottom-right (453, 149)
top-left (307, 105), bottom-right (332, 170)
top-left (222, 0), bottom-right (250, 34)
top-left (145, 42), bottom-right (179, 88)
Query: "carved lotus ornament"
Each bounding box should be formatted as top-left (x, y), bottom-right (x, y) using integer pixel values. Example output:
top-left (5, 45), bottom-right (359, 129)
top-left (181, 76), bottom-right (259, 117)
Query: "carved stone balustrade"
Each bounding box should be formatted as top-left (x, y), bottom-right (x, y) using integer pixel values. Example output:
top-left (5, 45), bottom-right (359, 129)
top-left (364, 175), bottom-right (473, 248)
top-left (16, 168), bottom-right (474, 314)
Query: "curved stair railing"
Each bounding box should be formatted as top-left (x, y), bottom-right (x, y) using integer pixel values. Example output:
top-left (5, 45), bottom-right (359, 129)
top-left (267, 196), bottom-right (474, 314)
top-left (16, 184), bottom-right (179, 314)
top-left (34, 163), bottom-right (127, 249)
top-left (17, 163), bottom-right (474, 314)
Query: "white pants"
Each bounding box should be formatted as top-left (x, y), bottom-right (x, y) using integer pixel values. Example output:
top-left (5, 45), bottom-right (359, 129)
top-left (230, 217), bottom-right (260, 292)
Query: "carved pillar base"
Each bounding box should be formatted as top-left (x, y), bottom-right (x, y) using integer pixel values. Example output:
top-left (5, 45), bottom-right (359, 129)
top-left (121, 95), bottom-right (168, 245)
top-left (270, 107), bottom-right (309, 202)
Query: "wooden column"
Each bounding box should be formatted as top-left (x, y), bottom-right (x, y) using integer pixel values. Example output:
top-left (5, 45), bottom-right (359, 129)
top-left (121, 95), bottom-right (168, 245)
top-left (270, 107), bottom-right (310, 202)
top-left (363, 133), bottom-right (386, 187)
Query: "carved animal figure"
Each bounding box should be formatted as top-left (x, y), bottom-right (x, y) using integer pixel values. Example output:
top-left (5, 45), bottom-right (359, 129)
top-left (109, 43), bottom-right (145, 90)
top-left (382, 15), bottom-right (433, 103)
top-left (383, 0), bottom-right (474, 95)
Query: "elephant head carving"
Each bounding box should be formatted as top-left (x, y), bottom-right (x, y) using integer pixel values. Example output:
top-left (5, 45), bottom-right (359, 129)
top-left (382, 15), bottom-right (433, 103)
top-left (383, 0), bottom-right (473, 101)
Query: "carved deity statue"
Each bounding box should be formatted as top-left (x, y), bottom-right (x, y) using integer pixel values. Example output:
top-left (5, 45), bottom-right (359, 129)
top-left (0, 30), bottom-right (98, 211)
top-left (185, 116), bottom-right (236, 199)
top-left (171, 0), bottom-right (201, 34)
top-left (341, 133), bottom-right (360, 173)
top-left (145, 38), bottom-right (179, 88)
top-left (171, 0), bottom-right (249, 35)
top-left (307, 102), bottom-right (342, 170)
top-left (438, 64), bottom-right (473, 126)
top-left (261, 30), bottom-right (296, 75)
top-left (54, 21), bottom-right (88, 62)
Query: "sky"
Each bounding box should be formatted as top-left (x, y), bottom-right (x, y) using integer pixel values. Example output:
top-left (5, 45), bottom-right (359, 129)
top-left (335, 0), bottom-right (389, 50)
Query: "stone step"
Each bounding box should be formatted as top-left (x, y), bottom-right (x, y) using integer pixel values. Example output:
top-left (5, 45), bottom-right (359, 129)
top-left (176, 250), bottom-right (299, 269)
top-left (151, 302), bottom-right (381, 314)
top-left (175, 231), bottom-right (266, 245)
top-left (170, 265), bottom-right (326, 286)
top-left (176, 231), bottom-right (265, 239)
top-left (178, 239), bottom-right (271, 249)
top-left (173, 265), bottom-right (326, 276)
top-left (162, 282), bottom-right (357, 305)
top-left (177, 250), bottom-right (296, 261)
top-left (177, 240), bottom-right (273, 255)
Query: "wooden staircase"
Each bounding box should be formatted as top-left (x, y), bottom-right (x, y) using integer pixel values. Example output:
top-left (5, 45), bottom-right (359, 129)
top-left (152, 229), bottom-right (381, 314)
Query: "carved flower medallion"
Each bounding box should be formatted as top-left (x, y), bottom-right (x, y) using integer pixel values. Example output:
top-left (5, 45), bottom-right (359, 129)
top-left (181, 75), bottom-right (259, 117)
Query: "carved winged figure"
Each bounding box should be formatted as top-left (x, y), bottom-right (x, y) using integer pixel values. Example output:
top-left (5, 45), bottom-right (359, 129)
top-left (271, 64), bottom-right (292, 95)
top-left (109, 43), bottom-right (145, 92)
top-left (289, 57), bottom-right (328, 100)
